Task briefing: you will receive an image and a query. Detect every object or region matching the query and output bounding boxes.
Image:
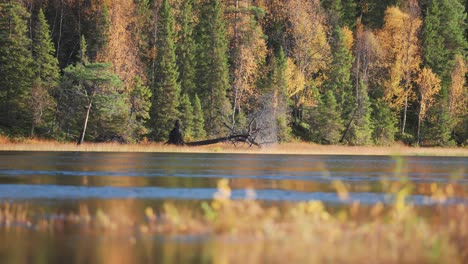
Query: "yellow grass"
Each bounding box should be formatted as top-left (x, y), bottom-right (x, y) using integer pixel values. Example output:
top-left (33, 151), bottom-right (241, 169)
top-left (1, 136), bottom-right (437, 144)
top-left (0, 136), bottom-right (467, 156)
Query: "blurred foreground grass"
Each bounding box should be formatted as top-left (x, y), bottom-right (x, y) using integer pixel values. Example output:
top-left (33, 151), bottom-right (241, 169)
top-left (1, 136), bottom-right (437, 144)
top-left (1, 179), bottom-right (467, 263)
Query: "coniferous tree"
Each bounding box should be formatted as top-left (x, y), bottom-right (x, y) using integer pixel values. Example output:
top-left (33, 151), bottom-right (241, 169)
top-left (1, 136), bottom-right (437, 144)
top-left (128, 76), bottom-right (152, 142)
top-left (58, 36), bottom-right (128, 144)
top-left (422, 0), bottom-right (467, 145)
top-left (30, 8), bottom-right (60, 137)
top-left (348, 80), bottom-right (373, 145)
top-left (178, 93), bottom-right (194, 140)
top-left (176, 0), bottom-right (197, 97)
top-left (194, 0), bottom-right (231, 137)
top-left (372, 99), bottom-right (397, 145)
top-left (270, 49), bottom-right (291, 142)
top-left (313, 90), bottom-right (343, 144)
top-left (422, 0), bottom-right (449, 78)
top-left (0, 2), bottom-right (34, 133)
top-left (325, 27), bottom-right (353, 125)
top-left (149, 0), bottom-right (180, 141)
top-left (192, 94), bottom-right (206, 140)
top-left (89, 4), bottom-right (110, 61)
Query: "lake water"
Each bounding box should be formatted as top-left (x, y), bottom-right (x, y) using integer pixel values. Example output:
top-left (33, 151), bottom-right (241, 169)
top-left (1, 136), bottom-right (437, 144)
top-left (0, 151), bottom-right (467, 263)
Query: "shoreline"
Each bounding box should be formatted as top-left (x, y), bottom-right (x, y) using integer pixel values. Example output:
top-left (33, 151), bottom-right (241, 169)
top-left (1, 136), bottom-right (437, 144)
top-left (0, 140), bottom-right (467, 156)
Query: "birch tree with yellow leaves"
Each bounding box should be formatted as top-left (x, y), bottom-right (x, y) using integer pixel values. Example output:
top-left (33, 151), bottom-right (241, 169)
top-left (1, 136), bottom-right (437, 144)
top-left (286, 0), bottom-right (330, 124)
top-left (415, 67), bottom-right (441, 145)
top-left (377, 4), bottom-right (421, 134)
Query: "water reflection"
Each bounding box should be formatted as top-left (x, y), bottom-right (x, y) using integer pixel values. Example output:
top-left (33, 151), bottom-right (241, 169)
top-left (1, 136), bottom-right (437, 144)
top-left (0, 152), bottom-right (466, 205)
top-left (0, 151), bottom-right (467, 263)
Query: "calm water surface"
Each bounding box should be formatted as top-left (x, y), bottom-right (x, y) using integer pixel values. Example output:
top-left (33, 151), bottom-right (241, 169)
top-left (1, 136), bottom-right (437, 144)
top-left (0, 151), bottom-right (466, 263)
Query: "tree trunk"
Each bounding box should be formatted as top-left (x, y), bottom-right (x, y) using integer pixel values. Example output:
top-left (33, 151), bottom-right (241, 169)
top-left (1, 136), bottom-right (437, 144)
top-left (77, 102), bottom-right (92, 145)
top-left (165, 120), bottom-right (260, 147)
top-left (402, 93), bottom-right (408, 134)
top-left (30, 124), bottom-right (35, 138)
top-left (417, 106), bottom-right (422, 146)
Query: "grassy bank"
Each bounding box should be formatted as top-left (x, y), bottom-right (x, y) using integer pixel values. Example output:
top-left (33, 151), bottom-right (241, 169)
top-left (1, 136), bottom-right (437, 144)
top-left (0, 136), bottom-right (467, 156)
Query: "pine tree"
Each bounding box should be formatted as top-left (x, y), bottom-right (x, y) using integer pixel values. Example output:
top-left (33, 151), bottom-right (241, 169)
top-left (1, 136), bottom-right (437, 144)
top-left (194, 0), bottom-right (231, 137)
top-left (192, 94), bottom-right (206, 139)
top-left (57, 36), bottom-right (128, 144)
top-left (176, 0), bottom-right (196, 97)
top-left (178, 93), bottom-right (194, 140)
top-left (149, 0), bottom-right (181, 141)
top-left (31, 8), bottom-right (60, 137)
top-left (0, 2), bottom-right (34, 133)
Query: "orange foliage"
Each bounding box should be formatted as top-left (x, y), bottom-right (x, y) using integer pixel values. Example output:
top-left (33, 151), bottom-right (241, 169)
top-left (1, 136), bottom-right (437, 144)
top-left (449, 55), bottom-right (467, 121)
top-left (97, 0), bottom-right (144, 87)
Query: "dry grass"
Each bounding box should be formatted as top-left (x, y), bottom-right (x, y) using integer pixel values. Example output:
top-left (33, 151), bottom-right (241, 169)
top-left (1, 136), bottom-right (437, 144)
top-left (0, 136), bottom-right (466, 156)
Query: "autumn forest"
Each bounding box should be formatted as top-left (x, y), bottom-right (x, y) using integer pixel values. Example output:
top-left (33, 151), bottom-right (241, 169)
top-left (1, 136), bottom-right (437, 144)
top-left (0, 0), bottom-right (466, 146)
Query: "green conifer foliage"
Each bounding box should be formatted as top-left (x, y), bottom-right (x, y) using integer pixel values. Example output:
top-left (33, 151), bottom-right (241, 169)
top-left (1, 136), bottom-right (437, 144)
top-left (179, 93), bottom-right (194, 141)
top-left (149, 0), bottom-right (181, 141)
top-left (176, 0), bottom-right (196, 97)
top-left (30, 8), bottom-right (60, 137)
top-left (194, 0), bottom-right (231, 137)
top-left (59, 62), bottom-right (128, 143)
top-left (325, 27), bottom-right (354, 122)
top-left (422, 0), bottom-right (449, 78)
top-left (94, 5), bottom-right (110, 61)
top-left (372, 99), bottom-right (397, 145)
top-left (314, 90), bottom-right (343, 144)
top-left (128, 76), bottom-right (152, 141)
top-left (192, 94), bottom-right (206, 140)
top-left (0, 2), bottom-right (34, 133)
top-left (348, 80), bottom-right (373, 145)
top-left (271, 49), bottom-right (291, 142)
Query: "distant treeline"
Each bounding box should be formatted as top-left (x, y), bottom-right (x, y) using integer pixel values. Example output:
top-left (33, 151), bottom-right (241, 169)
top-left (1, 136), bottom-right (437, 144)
top-left (0, 0), bottom-right (466, 146)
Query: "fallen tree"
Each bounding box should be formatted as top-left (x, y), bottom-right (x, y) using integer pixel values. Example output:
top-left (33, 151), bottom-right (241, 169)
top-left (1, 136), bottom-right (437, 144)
top-left (166, 119), bottom-right (261, 147)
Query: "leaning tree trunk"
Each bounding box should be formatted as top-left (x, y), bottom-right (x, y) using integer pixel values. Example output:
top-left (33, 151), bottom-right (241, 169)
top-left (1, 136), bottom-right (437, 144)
top-left (165, 120), bottom-right (260, 147)
top-left (77, 102), bottom-right (92, 145)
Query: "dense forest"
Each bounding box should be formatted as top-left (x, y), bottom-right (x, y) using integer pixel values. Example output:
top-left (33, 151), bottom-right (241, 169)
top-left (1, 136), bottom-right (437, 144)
top-left (0, 0), bottom-right (466, 146)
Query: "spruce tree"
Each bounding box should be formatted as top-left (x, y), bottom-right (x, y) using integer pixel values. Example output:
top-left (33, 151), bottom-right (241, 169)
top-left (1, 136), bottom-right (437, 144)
top-left (422, 0), bottom-right (467, 145)
top-left (178, 93), bottom-right (194, 140)
top-left (194, 0), bottom-right (231, 136)
top-left (89, 5), bottom-right (110, 61)
top-left (372, 99), bottom-right (397, 145)
top-left (0, 2), bottom-right (34, 133)
top-left (149, 0), bottom-right (181, 141)
top-left (31, 8), bottom-right (60, 137)
top-left (422, 0), bottom-right (449, 78)
top-left (271, 49), bottom-right (290, 142)
top-left (176, 0), bottom-right (196, 97)
top-left (128, 76), bottom-right (152, 141)
top-left (324, 27), bottom-right (352, 127)
top-left (347, 80), bottom-right (373, 145)
top-left (192, 94), bottom-right (206, 139)
top-left (314, 90), bottom-right (343, 144)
